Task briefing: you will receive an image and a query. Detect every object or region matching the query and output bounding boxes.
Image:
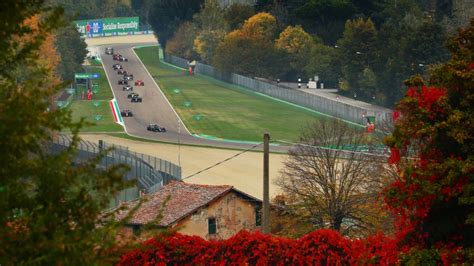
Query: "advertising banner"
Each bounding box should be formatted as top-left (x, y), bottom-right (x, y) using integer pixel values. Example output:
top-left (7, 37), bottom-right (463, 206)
top-left (74, 73), bottom-right (100, 79)
top-left (74, 17), bottom-right (140, 37)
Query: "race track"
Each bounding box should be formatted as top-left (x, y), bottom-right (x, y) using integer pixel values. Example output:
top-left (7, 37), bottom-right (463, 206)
top-left (97, 40), bottom-right (288, 152)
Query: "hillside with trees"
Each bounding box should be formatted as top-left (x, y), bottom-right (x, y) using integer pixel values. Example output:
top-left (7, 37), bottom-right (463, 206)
top-left (148, 0), bottom-right (473, 107)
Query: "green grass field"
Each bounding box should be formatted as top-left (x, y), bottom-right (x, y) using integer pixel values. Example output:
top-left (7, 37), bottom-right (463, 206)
top-left (135, 46), bottom-right (332, 142)
top-left (67, 65), bottom-right (123, 132)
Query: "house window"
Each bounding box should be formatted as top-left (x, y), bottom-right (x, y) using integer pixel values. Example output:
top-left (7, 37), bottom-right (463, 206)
top-left (255, 208), bottom-right (262, 226)
top-left (132, 224), bottom-right (141, 236)
top-left (208, 218), bottom-right (217, 235)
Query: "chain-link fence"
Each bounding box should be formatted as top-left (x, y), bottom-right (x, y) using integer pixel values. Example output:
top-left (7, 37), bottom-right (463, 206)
top-left (164, 53), bottom-right (392, 125)
top-left (49, 135), bottom-right (181, 209)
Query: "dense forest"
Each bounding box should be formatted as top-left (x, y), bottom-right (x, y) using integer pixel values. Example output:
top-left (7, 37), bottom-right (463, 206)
top-left (148, 0), bottom-right (473, 107)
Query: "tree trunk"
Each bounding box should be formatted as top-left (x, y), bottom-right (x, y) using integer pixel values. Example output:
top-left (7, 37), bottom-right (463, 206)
top-left (332, 215), bottom-right (343, 231)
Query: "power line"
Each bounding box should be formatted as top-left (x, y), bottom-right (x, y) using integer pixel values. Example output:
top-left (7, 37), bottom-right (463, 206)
top-left (182, 142), bottom-right (263, 180)
top-left (274, 139), bottom-right (390, 158)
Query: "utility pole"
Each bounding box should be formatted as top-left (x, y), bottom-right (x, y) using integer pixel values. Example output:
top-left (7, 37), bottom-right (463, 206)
top-left (262, 133), bottom-right (270, 234)
top-left (178, 119), bottom-right (181, 167)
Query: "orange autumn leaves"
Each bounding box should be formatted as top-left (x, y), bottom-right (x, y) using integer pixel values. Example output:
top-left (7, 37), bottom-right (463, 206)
top-left (18, 14), bottom-right (61, 86)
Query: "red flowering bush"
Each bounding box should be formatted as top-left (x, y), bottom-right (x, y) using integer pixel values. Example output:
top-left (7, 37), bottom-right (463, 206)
top-left (118, 234), bottom-right (215, 265)
top-left (118, 230), bottom-right (401, 265)
top-left (293, 229), bottom-right (353, 265)
top-left (218, 230), bottom-right (294, 265)
top-left (351, 233), bottom-right (399, 265)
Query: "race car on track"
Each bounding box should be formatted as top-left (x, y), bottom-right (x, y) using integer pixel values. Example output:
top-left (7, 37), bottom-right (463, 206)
top-left (124, 74), bottom-right (134, 80)
top-left (130, 94), bottom-right (142, 102)
top-left (105, 47), bottom-right (113, 55)
top-left (117, 69), bottom-right (128, 75)
top-left (147, 124), bottom-right (166, 132)
top-left (135, 80), bottom-right (144, 86)
top-left (113, 54), bottom-right (128, 62)
top-left (120, 110), bottom-right (133, 117)
top-left (127, 92), bottom-right (139, 99)
top-left (113, 63), bottom-right (122, 70)
top-left (123, 85), bottom-right (133, 91)
top-left (118, 79), bottom-right (128, 85)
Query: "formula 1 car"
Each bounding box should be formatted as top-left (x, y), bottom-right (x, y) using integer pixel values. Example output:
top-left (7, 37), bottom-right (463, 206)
top-left (123, 85), bottom-right (133, 91)
top-left (120, 110), bottom-right (133, 117)
top-left (113, 63), bottom-right (123, 70)
top-left (130, 94), bottom-right (142, 102)
top-left (147, 124), bottom-right (166, 132)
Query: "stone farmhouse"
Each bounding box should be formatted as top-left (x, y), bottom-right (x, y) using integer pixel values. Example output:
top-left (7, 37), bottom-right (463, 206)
top-left (114, 181), bottom-right (262, 240)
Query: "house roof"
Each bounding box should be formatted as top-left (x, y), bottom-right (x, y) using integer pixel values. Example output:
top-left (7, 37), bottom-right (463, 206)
top-left (114, 181), bottom-right (260, 226)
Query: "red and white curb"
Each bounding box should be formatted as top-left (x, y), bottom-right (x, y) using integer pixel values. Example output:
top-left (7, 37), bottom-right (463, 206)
top-left (109, 98), bottom-right (124, 126)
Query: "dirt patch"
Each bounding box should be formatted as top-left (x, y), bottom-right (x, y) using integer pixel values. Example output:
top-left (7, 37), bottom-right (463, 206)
top-left (80, 134), bottom-right (286, 199)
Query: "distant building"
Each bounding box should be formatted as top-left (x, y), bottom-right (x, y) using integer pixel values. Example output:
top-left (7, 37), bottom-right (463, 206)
top-left (114, 181), bottom-right (262, 240)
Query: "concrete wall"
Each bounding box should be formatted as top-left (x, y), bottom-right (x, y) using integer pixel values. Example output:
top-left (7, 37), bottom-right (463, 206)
top-left (164, 53), bottom-right (392, 126)
top-left (175, 191), bottom-right (260, 240)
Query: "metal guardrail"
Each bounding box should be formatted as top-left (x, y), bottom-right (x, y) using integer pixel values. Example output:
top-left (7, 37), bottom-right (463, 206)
top-left (164, 53), bottom-right (392, 126)
top-left (49, 135), bottom-right (181, 208)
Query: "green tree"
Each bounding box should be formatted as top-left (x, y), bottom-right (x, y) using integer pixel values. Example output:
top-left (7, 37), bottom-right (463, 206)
top-left (194, 30), bottom-right (226, 64)
top-left (304, 43), bottom-right (340, 88)
top-left (55, 24), bottom-right (88, 81)
top-left (403, 21), bottom-right (449, 70)
top-left (0, 1), bottom-right (128, 264)
top-left (131, 0), bottom-right (153, 26)
top-left (256, 0), bottom-right (382, 44)
top-left (337, 18), bottom-right (378, 100)
top-left (193, 0), bottom-right (229, 63)
top-left (149, 0), bottom-right (203, 49)
top-left (193, 0), bottom-right (227, 32)
top-left (165, 22), bottom-right (199, 60)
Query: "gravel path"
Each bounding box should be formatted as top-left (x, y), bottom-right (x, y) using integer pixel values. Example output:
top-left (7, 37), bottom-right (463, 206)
top-left (81, 134), bottom-right (286, 199)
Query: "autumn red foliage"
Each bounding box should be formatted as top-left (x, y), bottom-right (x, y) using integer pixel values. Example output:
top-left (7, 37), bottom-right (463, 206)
top-left (118, 230), bottom-right (400, 265)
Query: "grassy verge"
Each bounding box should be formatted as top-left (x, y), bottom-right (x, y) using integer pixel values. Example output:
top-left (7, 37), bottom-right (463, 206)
top-left (67, 65), bottom-right (123, 133)
top-left (87, 58), bottom-right (103, 67)
top-left (135, 46), bottom-right (330, 142)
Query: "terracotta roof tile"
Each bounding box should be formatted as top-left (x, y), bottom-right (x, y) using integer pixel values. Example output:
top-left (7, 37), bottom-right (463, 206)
top-left (114, 181), bottom-right (233, 226)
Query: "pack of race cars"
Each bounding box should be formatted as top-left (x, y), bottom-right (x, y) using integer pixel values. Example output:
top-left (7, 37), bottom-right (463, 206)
top-left (106, 47), bottom-right (165, 133)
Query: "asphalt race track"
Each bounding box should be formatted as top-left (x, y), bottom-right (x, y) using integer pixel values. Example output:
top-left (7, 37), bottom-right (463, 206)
top-left (99, 43), bottom-right (289, 152)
